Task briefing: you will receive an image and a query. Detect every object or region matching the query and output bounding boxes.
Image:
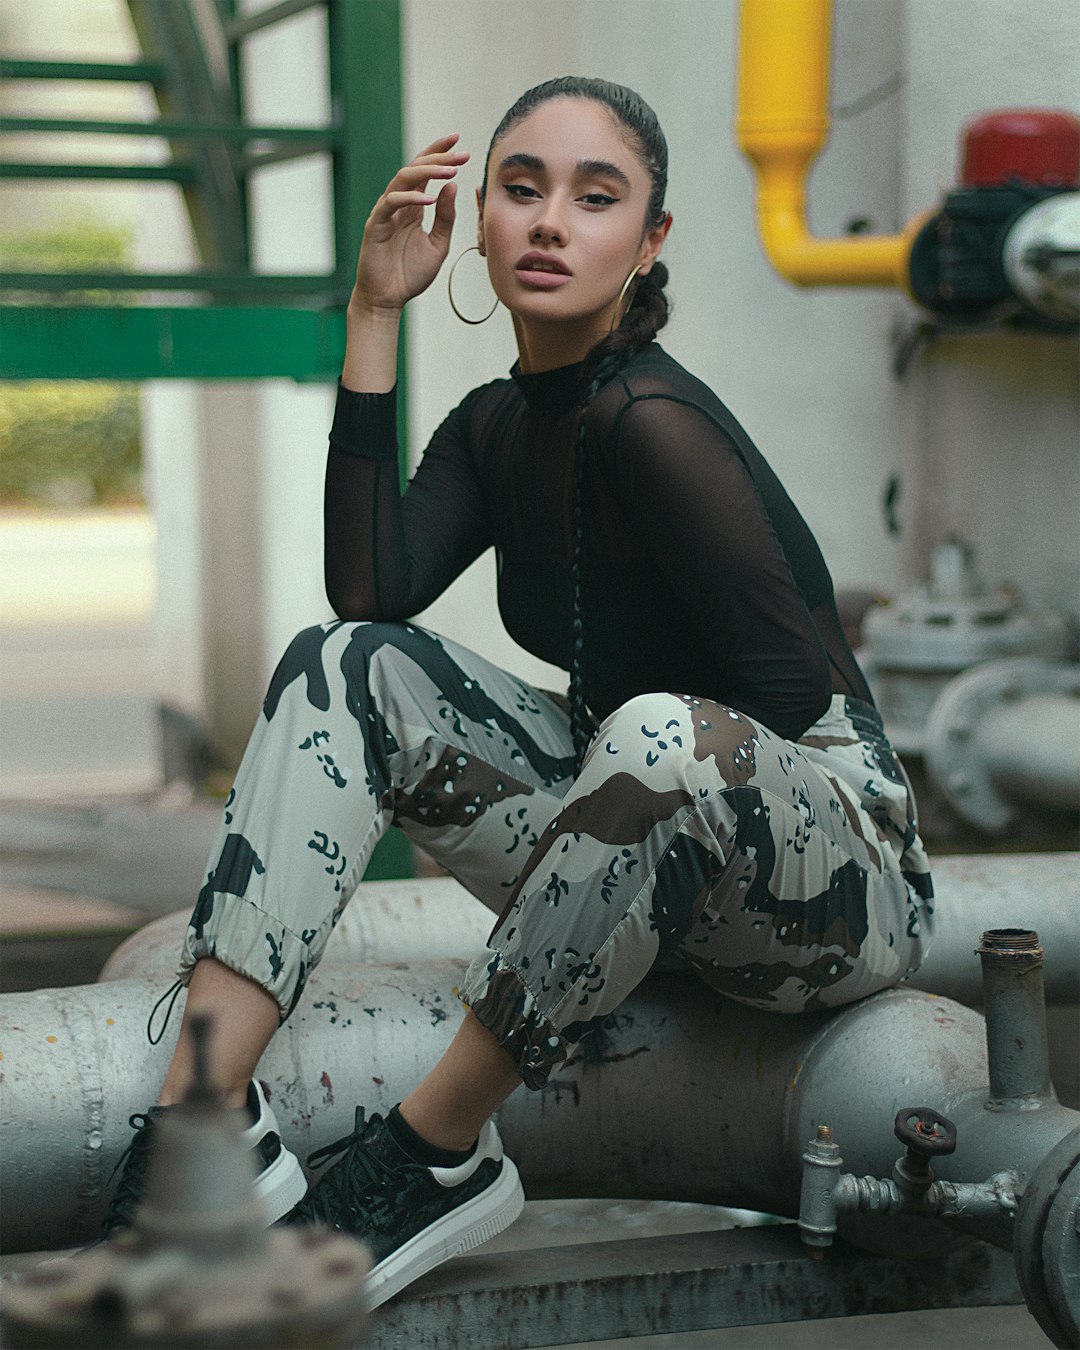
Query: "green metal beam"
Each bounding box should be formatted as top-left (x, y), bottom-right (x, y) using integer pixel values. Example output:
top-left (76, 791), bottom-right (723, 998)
top-left (0, 305), bottom-right (346, 381)
top-left (0, 162), bottom-right (198, 183)
top-left (224, 0), bottom-right (325, 41)
top-left (0, 59), bottom-right (166, 83)
top-left (328, 0), bottom-right (402, 294)
top-left (0, 115), bottom-right (338, 144)
top-left (328, 0), bottom-right (406, 474)
top-left (0, 271), bottom-right (344, 296)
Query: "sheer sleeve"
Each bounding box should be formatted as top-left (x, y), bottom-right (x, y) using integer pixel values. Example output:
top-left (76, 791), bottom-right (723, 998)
top-left (324, 385), bottom-right (490, 620)
top-left (610, 394), bottom-right (832, 740)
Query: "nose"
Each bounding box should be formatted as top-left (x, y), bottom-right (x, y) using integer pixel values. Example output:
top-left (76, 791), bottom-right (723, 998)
top-left (529, 196), bottom-right (568, 246)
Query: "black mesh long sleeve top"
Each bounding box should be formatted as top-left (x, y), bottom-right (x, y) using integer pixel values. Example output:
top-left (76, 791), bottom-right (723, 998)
top-left (325, 342), bottom-right (873, 743)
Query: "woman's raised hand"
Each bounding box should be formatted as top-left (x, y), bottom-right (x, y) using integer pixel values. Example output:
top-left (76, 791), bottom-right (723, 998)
top-left (351, 134), bottom-right (470, 315)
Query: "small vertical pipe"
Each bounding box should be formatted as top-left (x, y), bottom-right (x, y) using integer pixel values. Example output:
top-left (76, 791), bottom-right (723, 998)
top-left (977, 929), bottom-right (1054, 1105)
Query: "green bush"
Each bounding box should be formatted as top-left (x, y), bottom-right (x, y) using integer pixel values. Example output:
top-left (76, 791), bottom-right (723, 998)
top-left (0, 381), bottom-right (141, 505)
top-left (1, 215), bottom-right (143, 506)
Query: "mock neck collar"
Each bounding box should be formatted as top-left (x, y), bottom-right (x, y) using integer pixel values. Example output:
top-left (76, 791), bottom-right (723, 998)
top-left (511, 358), bottom-right (585, 413)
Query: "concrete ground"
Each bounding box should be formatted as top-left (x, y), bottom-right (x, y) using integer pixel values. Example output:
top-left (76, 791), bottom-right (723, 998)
top-left (0, 510), bottom-right (1063, 1347)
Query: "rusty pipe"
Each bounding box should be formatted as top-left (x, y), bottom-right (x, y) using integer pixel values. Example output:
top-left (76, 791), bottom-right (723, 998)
top-left (977, 929), bottom-right (1054, 1107)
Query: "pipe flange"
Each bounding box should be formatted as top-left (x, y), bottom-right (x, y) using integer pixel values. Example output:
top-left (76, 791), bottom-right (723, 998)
top-left (1002, 192), bottom-right (1080, 325)
top-left (1014, 1126), bottom-right (1080, 1350)
top-left (925, 657), bottom-right (1080, 833)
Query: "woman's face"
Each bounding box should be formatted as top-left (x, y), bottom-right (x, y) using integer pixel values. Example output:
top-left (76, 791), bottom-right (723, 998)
top-left (479, 97), bottom-right (668, 341)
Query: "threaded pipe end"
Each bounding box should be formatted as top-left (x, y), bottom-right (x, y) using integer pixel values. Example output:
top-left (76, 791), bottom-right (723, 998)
top-left (977, 928), bottom-right (1042, 957)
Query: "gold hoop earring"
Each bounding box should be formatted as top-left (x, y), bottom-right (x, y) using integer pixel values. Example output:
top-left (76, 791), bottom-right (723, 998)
top-left (610, 264), bottom-right (643, 333)
top-left (448, 246), bottom-right (499, 324)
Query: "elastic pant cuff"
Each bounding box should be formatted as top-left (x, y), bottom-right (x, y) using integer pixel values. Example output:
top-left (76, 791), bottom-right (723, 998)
top-left (459, 951), bottom-right (569, 1090)
top-left (178, 895), bottom-right (312, 1022)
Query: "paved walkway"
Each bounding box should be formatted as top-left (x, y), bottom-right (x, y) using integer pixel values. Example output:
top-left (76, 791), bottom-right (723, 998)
top-left (0, 510), bottom-right (159, 798)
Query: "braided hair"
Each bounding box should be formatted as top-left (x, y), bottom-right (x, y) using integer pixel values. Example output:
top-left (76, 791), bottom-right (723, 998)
top-left (568, 258), bottom-right (670, 770)
top-left (485, 77), bottom-right (672, 772)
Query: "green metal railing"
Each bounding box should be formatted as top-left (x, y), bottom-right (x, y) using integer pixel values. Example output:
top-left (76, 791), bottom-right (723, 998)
top-left (0, 0), bottom-right (404, 382)
top-left (0, 0), bottom-right (412, 877)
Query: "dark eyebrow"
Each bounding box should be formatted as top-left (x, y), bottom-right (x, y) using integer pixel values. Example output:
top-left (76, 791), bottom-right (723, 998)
top-left (497, 152), bottom-right (545, 175)
top-left (497, 152), bottom-right (632, 192)
top-left (577, 158), bottom-right (632, 191)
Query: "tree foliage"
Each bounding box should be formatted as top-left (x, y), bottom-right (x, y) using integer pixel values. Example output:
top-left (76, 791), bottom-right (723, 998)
top-left (1, 215), bottom-right (143, 506)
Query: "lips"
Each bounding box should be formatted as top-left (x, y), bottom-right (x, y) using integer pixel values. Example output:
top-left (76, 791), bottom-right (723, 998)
top-left (515, 251), bottom-right (572, 279)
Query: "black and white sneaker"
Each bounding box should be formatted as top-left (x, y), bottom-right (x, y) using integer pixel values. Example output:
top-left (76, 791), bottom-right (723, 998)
top-left (282, 1107), bottom-right (524, 1308)
top-left (101, 1080), bottom-right (307, 1237)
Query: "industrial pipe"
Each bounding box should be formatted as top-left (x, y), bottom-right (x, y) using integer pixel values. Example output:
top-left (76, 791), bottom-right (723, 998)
top-left (3, 959), bottom-right (1078, 1260)
top-left (736, 0), bottom-right (920, 286)
top-left (793, 928), bottom-right (1080, 1348)
top-left (98, 877), bottom-right (495, 984)
top-left (925, 658), bottom-right (1080, 834)
top-left (99, 853), bottom-right (1080, 1005)
top-left (977, 930), bottom-right (1054, 1107)
top-left (979, 697), bottom-right (1080, 812)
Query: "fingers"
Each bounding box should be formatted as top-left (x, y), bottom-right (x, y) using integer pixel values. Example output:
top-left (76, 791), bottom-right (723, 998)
top-left (368, 135), bottom-right (468, 231)
top-left (370, 189), bottom-right (437, 225)
top-left (413, 132), bottom-right (468, 162)
top-left (427, 180), bottom-right (457, 250)
top-left (393, 162), bottom-right (459, 189)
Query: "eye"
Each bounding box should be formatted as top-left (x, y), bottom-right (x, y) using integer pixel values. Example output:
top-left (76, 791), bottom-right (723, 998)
top-left (580, 193), bottom-right (618, 208)
top-left (504, 183), bottom-right (540, 200)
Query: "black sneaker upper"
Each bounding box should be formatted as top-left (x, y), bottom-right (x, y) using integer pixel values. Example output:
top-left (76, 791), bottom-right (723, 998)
top-left (100, 1108), bottom-right (167, 1238)
top-left (100, 1086), bottom-right (273, 1239)
top-left (282, 1107), bottom-right (502, 1263)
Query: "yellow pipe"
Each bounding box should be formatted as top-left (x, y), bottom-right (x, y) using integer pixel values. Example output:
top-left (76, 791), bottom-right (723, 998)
top-left (737, 0), bottom-right (920, 288)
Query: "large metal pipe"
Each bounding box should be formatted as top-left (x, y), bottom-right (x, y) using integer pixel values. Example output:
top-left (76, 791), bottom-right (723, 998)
top-left (925, 659), bottom-right (1080, 835)
top-left (979, 695), bottom-right (1080, 812)
top-left (98, 878), bottom-right (495, 984)
top-left (99, 854), bottom-right (1080, 1005)
top-left (3, 959), bottom-right (1077, 1258)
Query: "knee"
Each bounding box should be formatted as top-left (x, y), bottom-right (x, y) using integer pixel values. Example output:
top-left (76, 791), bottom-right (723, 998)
top-left (591, 693), bottom-right (698, 774)
top-left (264, 620), bottom-right (412, 723)
top-left (592, 692), bottom-right (766, 783)
top-left (278, 619), bottom-right (417, 670)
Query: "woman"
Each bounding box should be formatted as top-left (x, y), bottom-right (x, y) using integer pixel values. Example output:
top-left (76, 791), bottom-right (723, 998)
top-left (105, 77), bottom-right (933, 1308)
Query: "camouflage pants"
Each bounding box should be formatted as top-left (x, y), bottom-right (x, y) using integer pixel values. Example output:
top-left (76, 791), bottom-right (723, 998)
top-left (180, 620), bottom-right (934, 1089)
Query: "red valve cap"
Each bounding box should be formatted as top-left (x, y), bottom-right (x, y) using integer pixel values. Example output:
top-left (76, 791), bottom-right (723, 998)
top-left (961, 109), bottom-right (1080, 189)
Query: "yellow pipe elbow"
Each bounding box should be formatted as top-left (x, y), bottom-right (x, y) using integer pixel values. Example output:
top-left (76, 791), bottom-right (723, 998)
top-left (737, 0), bottom-right (915, 290)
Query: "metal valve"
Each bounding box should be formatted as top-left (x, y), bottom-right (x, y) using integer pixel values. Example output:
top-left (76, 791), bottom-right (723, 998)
top-left (893, 1106), bottom-right (958, 1202)
top-left (894, 1106), bottom-right (958, 1157)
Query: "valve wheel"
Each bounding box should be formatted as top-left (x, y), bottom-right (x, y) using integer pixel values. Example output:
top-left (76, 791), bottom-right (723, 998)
top-left (894, 1106), bottom-right (958, 1156)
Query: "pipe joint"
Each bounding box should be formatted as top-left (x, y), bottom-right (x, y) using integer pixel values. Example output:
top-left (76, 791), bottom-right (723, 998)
top-left (799, 1127), bottom-right (1021, 1252)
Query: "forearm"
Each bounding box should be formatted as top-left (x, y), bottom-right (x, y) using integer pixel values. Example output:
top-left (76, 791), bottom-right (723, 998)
top-left (341, 299), bottom-right (402, 394)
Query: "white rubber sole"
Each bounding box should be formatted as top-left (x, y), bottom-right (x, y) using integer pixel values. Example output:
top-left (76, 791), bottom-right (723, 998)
top-left (365, 1156), bottom-right (525, 1310)
top-left (255, 1145), bottom-right (308, 1225)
